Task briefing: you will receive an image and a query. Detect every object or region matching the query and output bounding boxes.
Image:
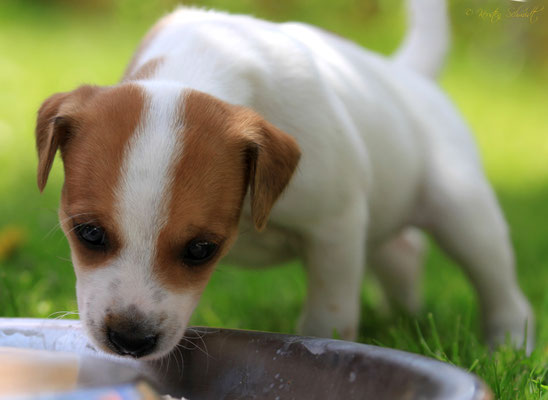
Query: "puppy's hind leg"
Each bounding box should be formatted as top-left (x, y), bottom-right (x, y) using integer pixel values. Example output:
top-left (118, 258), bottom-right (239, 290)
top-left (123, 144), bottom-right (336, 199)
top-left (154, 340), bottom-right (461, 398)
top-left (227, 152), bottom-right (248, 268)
top-left (420, 165), bottom-right (534, 353)
top-left (369, 227), bottom-right (426, 314)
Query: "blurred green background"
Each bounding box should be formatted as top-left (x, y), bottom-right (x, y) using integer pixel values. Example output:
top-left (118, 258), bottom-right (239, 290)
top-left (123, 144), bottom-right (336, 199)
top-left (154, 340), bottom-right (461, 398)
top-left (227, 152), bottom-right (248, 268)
top-left (1, 0), bottom-right (547, 397)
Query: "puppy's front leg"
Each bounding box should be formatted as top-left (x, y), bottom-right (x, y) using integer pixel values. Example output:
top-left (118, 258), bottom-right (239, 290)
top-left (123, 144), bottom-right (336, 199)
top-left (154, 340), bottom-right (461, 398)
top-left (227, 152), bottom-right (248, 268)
top-left (298, 203), bottom-right (367, 341)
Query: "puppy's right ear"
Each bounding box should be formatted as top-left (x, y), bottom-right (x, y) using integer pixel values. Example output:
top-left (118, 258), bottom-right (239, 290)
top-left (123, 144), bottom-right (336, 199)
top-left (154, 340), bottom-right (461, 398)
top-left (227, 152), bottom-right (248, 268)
top-left (35, 86), bottom-right (98, 192)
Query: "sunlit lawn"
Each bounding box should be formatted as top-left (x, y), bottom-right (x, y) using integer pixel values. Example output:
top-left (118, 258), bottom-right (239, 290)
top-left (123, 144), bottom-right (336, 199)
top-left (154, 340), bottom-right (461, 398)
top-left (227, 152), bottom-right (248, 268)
top-left (0, 2), bottom-right (547, 398)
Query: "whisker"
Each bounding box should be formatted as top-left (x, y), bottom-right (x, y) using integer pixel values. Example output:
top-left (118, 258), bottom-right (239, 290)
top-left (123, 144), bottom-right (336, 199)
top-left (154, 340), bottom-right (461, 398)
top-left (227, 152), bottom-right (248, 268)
top-left (158, 352), bottom-right (164, 376)
top-left (66, 219), bottom-right (99, 235)
top-left (174, 344), bottom-right (185, 378)
top-left (188, 327), bottom-right (218, 336)
top-left (55, 218), bottom-right (99, 246)
top-left (48, 311), bottom-right (69, 318)
top-left (165, 350), bottom-right (171, 377)
top-left (182, 334), bottom-right (214, 360)
top-left (44, 212), bottom-right (95, 240)
top-left (176, 343), bottom-right (196, 351)
top-left (169, 348), bottom-right (178, 374)
top-left (52, 217), bottom-right (99, 247)
top-left (48, 310), bottom-right (79, 320)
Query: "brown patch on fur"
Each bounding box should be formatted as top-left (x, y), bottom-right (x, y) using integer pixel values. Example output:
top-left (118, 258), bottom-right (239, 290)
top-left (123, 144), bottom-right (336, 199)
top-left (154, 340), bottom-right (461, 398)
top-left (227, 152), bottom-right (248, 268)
top-left (123, 57), bottom-right (164, 81)
top-left (36, 85), bottom-right (99, 192)
top-left (154, 92), bottom-right (246, 291)
top-left (35, 84), bottom-right (145, 268)
top-left (122, 12), bottom-right (175, 80)
top-left (154, 90), bottom-right (301, 291)
top-left (241, 111), bottom-right (302, 231)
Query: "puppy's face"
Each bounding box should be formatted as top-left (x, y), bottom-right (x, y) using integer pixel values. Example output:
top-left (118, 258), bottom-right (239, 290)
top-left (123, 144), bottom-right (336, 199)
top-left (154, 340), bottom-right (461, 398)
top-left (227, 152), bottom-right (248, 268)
top-left (35, 82), bottom-right (300, 359)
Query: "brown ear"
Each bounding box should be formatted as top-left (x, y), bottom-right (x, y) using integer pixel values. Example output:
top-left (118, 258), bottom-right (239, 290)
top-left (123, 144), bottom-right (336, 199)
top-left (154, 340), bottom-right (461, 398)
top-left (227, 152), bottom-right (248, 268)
top-left (35, 85), bottom-right (98, 192)
top-left (244, 115), bottom-right (301, 231)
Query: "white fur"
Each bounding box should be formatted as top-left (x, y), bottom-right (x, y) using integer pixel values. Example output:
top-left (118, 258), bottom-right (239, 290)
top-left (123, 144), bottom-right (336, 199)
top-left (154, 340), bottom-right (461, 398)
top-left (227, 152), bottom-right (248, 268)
top-left (394, 0), bottom-right (450, 78)
top-left (116, 81), bottom-right (181, 279)
top-left (88, 0), bottom-right (533, 355)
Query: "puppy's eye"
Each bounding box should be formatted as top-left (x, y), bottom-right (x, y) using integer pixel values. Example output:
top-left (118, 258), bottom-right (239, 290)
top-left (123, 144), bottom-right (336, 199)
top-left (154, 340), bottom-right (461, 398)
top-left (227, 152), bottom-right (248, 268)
top-left (75, 224), bottom-right (107, 249)
top-left (182, 239), bottom-right (218, 266)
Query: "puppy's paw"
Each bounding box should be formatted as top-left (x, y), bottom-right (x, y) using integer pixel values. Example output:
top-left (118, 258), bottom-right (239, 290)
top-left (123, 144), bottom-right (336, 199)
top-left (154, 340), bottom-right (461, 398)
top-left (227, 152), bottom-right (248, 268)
top-left (297, 312), bottom-right (358, 341)
top-left (485, 297), bottom-right (535, 355)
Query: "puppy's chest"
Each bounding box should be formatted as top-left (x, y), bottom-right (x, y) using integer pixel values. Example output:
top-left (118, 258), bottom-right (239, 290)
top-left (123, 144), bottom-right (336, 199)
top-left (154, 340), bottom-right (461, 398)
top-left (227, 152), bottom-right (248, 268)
top-left (223, 215), bottom-right (301, 268)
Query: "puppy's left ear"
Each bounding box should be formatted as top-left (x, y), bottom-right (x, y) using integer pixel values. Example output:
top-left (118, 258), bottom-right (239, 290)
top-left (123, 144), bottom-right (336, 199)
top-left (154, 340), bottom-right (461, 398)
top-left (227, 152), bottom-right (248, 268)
top-left (242, 113), bottom-right (301, 231)
top-left (35, 85), bottom-right (99, 192)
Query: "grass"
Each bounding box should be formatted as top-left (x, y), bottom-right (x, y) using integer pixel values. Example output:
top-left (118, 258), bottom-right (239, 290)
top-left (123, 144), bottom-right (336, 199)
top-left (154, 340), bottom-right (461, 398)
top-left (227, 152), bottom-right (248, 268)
top-left (0, 1), bottom-right (547, 398)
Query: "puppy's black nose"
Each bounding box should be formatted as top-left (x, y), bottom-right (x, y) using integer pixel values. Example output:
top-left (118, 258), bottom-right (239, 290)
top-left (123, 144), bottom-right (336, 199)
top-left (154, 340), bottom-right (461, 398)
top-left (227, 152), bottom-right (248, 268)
top-left (107, 327), bottom-right (158, 358)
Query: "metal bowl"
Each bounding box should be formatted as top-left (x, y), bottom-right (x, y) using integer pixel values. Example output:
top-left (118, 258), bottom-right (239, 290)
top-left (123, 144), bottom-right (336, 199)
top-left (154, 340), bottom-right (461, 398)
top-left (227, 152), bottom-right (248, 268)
top-left (0, 318), bottom-right (490, 399)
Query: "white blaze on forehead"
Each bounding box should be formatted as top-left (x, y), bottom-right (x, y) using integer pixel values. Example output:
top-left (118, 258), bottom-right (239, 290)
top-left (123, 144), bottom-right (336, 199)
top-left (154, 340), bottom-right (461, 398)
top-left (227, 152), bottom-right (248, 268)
top-left (115, 81), bottom-right (184, 288)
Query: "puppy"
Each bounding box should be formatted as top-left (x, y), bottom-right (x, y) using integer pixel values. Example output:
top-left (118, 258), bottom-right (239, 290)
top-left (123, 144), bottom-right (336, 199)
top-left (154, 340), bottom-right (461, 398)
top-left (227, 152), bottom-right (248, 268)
top-left (36, 0), bottom-right (534, 359)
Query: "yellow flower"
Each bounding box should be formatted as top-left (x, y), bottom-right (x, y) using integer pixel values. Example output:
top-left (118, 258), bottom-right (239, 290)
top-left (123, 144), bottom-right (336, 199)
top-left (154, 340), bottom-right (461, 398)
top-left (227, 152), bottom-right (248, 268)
top-left (0, 226), bottom-right (26, 262)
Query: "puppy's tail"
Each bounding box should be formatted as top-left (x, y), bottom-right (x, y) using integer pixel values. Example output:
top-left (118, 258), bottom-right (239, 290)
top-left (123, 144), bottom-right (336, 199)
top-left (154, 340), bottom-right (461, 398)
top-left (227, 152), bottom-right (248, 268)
top-left (393, 0), bottom-right (450, 79)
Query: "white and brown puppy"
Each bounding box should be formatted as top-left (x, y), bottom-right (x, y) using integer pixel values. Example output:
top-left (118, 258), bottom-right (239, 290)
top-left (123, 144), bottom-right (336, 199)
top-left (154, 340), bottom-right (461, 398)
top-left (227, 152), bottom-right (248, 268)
top-left (36, 0), bottom-right (534, 359)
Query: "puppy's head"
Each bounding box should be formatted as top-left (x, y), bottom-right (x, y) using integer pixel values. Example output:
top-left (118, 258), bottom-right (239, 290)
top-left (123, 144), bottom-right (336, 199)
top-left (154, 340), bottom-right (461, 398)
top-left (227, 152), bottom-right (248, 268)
top-left (35, 82), bottom-right (300, 359)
